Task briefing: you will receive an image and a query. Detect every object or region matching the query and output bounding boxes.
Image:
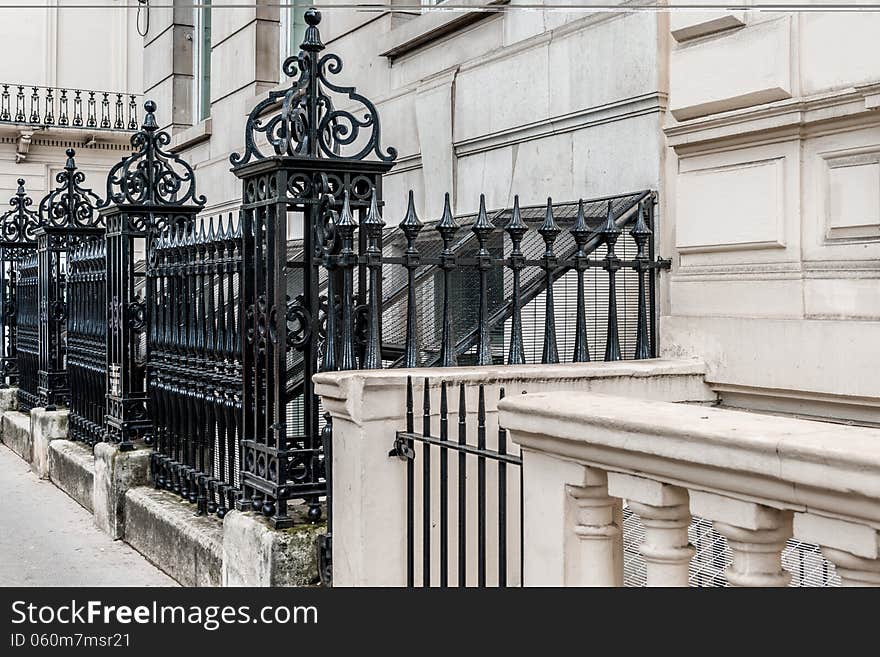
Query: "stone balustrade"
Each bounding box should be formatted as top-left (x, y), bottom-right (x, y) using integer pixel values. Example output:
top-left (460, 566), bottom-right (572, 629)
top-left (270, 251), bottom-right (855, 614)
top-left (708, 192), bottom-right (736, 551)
top-left (314, 359), bottom-right (714, 586)
top-left (498, 392), bottom-right (880, 587)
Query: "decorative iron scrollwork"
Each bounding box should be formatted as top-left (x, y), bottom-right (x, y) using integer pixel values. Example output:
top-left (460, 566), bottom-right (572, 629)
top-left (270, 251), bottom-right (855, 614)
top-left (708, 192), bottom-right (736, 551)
top-left (38, 149), bottom-right (104, 229)
top-left (102, 100), bottom-right (206, 208)
top-left (128, 296), bottom-right (147, 333)
top-left (0, 179), bottom-right (39, 246)
top-left (49, 300), bottom-right (66, 322)
top-left (286, 294), bottom-right (312, 350)
top-left (230, 9), bottom-right (397, 167)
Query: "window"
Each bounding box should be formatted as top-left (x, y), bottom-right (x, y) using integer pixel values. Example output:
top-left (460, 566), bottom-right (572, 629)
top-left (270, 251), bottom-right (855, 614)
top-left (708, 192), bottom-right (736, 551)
top-left (194, 0), bottom-right (212, 122)
top-left (280, 2), bottom-right (312, 71)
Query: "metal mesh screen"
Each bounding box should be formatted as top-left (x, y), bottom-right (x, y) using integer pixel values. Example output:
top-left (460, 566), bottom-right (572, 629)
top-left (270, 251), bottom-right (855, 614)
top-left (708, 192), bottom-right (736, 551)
top-left (622, 507), bottom-right (841, 587)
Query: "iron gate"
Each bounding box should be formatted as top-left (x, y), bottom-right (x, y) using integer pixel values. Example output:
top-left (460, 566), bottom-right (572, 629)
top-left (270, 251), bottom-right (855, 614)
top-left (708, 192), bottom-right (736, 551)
top-left (390, 377), bottom-right (523, 587)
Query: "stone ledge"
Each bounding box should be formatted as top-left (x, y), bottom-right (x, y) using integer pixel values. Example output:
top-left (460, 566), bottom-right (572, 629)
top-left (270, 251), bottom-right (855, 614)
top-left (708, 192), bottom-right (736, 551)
top-left (222, 509), bottom-right (325, 587)
top-left (124, 486), bottom-right (223, 587)
top-left (1, 410), bottom-right (32, 463)
top-left (48, 440), bottom-right (95, 513)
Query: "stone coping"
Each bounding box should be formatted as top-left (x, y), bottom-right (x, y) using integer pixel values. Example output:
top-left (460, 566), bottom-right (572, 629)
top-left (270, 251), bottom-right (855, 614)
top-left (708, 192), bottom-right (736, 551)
top-left (316, 359), bottom-right (712, 423)
top-left (499, 392), bottom-right (880, 526)
top-left (124, 487), bottom-right (224, 587)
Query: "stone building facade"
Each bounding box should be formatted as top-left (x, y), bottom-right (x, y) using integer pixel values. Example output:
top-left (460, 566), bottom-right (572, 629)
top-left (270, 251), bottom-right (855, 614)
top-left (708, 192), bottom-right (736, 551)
top-left (662, 10), bottom-right (880, 424)
top-left (0, 1), bottom-right (143, 201)
top-left (138, 3), bottom-right (880, 425)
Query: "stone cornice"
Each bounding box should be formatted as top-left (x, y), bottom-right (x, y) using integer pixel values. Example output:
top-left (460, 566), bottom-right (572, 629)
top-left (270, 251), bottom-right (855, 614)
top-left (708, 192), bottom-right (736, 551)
top-left (666, 85), bottom-right (880, 156)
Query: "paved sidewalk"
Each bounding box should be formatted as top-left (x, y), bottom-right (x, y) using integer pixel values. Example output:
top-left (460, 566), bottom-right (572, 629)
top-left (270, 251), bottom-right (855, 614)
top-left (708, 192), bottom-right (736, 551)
top-left (0, 442), bottom-right (176, 586)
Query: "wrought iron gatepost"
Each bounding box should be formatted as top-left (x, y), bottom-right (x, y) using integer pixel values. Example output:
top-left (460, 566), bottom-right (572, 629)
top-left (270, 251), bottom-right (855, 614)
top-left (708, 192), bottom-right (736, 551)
top-left (99, 100), bottom-right (206, 450)
top-left (0, 180), bottom-right (39, 400)
top-left (230, 7), bottom-right (396, 537)
top-left (35, 149), bottom-right (104, 410)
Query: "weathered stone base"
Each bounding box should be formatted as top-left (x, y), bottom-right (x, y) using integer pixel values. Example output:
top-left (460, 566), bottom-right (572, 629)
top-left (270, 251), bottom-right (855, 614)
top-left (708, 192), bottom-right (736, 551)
top-left (93, 443), bottom-right (151, 539)
top-left (124, 486), bottom-right (224, 587)
top-left (222, 509), bottom-right (324, 586)
top-left (1, 410), bottom-right (32, 463)
top-left (48, 439), bottom-right (95, 513)
top-left (0, 387), bottom-right (17, 412)
top-left (31, 408), bottom-right (69, 478)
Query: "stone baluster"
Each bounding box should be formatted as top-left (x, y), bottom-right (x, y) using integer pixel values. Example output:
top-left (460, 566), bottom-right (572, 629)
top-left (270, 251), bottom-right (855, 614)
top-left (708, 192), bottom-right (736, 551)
top-left (690, 491), bottom-right (792, 587)
top-left (794, 513), bottom-right (880, 587)
top-left (566, 467), bottom-right (623, 586)
top-left (608, 473), bottom-right (694, 586)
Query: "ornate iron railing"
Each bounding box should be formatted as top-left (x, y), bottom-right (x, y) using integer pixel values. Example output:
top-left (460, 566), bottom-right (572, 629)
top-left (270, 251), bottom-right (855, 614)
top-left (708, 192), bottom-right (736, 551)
top-left (0, 84), bottom-right (140, 132)
top-left (15, 252), bottom-right (39, 411)
top-left (148, 214), bottom-right (243, 518)
top-left (67, 236), bottom-right (107, 445)
top-left (390, 377), bottom-right (522, 588)
top-left (36, 149), bottom-right (105, 409)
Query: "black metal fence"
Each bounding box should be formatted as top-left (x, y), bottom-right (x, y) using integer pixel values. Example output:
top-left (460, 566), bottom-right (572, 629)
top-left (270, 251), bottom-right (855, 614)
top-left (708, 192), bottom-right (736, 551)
top-left (0, 9), bottom-right (669, 589)
top-left (390, 377), bottom-right (522, 587)
top-left (14, 252), bottom-right (38, 411)
top-left (67, 236), bottom-right (108, 445)
top-left (148, 214), bottom-right (244, 517)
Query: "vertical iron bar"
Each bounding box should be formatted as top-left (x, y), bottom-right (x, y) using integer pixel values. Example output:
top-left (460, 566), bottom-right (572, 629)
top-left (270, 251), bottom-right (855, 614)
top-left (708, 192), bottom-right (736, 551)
top-left (631, 199), bottom-right (652, 360)
top-left (436, 194), bottom-right (459, 367)
top-left (601, 200), bottom-right (622, 361)
top-left (505, 196), bottom-right (527, 365)
top-left (421, 377), bottom-right (431, 587)
top-left (439, 380), bottom-right (449, 587)
top-left (405, 375), bottom-right (414, 588)
top-left (477, 384), bottom-right (487, 587)
top-left (538, 198), bottom-right (560, 365)
top-left (472, 194), bottom-right (494, 366)
top-left (457, 382), bottom-right (466, 587)
top-left (400, 190), bottom-right (423, 368)
top-left (498, 387), bottom-right (507, 587)
top-left (571, 200), bottom-right (591, 362)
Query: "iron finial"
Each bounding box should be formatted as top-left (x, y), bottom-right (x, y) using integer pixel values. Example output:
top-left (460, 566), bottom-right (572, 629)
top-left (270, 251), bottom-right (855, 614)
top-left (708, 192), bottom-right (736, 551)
top-left (600, 199), bottom-right (621, 238)
top-left (301, 9), bottom-right (325, 52)
top-left (538, 197), bottom-right (560, 247)
top-left (571, 198), bottom-right (591, 253)
top-left (142, 99), bottom-right (158, 132)
top-left (436, 192), bottom-right (459, 250)
top-left (504, 194), bottom-right (527, 244)
top-left (64, 148), bottom-right (76, 170)
top-left (472, 193), bottom-right (494, 253)
top-left (399, 190), bottom-right (423, 246)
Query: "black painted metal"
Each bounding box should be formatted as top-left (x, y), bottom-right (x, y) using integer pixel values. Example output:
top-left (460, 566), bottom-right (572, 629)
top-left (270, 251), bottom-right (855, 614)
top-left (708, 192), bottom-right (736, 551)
top-left (67, 236), bottom-right (108, 445)
top-left (100, 99), bottom-right (206, 451)
top-left (36, 149), bottom-right (104, 410)
top-left (0, 84), bottom-right (139, 131)
top-left (231, 8), bottom-right (394, 530)
top-left (391, 376), bottom-right (523, 587)
top-left (147, 214), bottom-right (243, 518)
top-left (0, 180), bottom-right (39, 405)
top-left (15, 252), bottom-right (38, 411)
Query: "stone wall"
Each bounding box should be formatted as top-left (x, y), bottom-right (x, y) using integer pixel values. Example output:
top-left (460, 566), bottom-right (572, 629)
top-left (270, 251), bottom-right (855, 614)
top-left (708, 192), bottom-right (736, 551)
top-left (662, 9), bottom-right (880, 422)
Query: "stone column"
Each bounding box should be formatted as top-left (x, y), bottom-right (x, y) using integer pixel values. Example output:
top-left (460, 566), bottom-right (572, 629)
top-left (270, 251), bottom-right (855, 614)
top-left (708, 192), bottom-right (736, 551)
top-left (690, 490), bottom-right (792, 587)
top-left (794, 513), bottom-right (880, 587)
top-left (608, 473), bottom-right (694, 586)
top-left (565, 468), bottom-right (623, 587)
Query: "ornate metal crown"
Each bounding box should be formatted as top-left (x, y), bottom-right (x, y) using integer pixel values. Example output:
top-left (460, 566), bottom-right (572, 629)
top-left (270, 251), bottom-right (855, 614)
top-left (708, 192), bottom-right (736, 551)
top-left (38, 149), bottom-right (104, 229)
top-left (101, 100), bottom-right (206, 208)
top-left (231, 9), bottom-right (397, 167)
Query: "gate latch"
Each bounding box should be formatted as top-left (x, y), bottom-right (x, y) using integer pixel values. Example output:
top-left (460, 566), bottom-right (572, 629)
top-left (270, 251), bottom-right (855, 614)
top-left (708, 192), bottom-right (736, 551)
top-left (389, 434), bottom-right (415, 461)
